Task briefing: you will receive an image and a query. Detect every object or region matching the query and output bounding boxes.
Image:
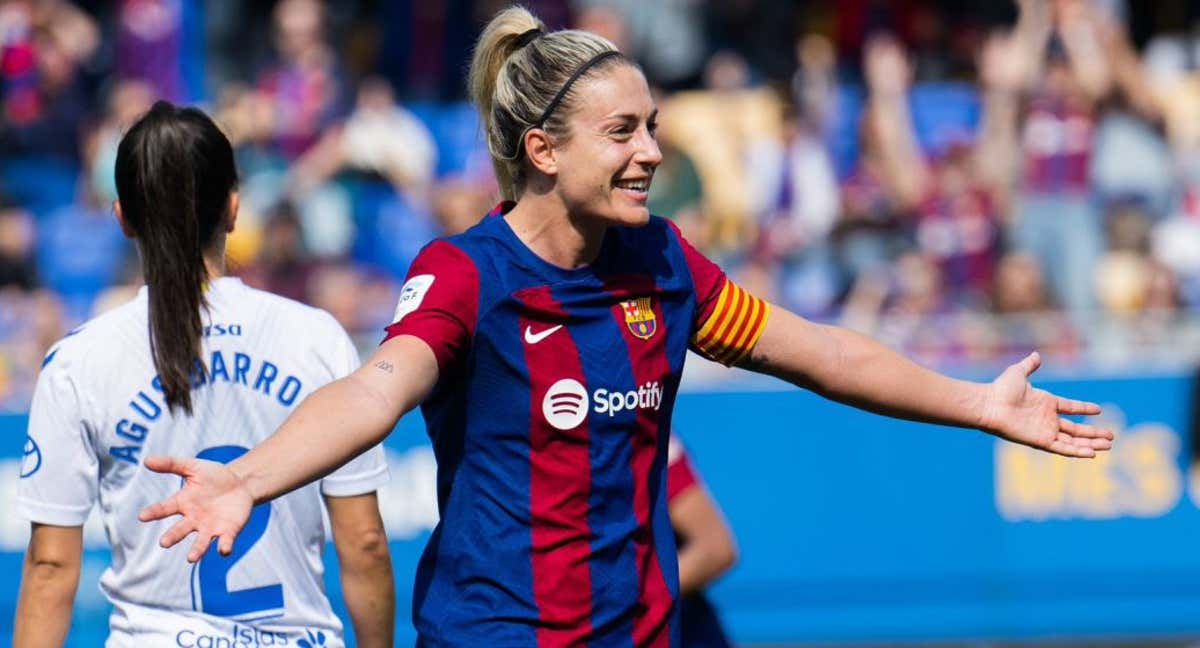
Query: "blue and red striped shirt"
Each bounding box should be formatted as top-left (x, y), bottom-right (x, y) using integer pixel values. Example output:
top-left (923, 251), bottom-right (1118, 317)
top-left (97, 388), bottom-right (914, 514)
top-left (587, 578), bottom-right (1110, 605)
top-left (384, 203), bottom-right (766, 647)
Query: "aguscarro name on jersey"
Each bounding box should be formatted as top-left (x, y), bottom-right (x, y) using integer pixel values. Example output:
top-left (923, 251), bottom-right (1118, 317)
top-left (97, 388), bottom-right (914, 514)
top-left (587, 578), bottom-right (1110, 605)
top-left (111, 347), bottom-right (304, 465)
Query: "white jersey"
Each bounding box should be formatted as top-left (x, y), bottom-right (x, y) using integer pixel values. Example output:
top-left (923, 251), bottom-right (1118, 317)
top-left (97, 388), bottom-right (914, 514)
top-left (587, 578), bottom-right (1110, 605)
top-left (16, 277), bottom-right (388, 648)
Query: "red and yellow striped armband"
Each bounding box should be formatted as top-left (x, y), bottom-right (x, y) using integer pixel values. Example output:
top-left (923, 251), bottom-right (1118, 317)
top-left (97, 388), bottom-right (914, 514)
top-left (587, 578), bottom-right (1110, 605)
top-left (690, 279), bottom-right (770, 366)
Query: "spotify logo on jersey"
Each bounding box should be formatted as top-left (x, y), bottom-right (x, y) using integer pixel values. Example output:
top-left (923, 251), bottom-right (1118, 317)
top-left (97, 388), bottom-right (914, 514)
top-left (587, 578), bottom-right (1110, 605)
top-left (542, 379), bottom-right (589, 430)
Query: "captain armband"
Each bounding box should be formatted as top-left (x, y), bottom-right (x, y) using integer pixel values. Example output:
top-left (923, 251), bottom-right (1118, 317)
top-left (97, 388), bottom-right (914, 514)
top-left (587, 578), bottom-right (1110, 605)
top-left (690, 279), bottom-right (770, 366)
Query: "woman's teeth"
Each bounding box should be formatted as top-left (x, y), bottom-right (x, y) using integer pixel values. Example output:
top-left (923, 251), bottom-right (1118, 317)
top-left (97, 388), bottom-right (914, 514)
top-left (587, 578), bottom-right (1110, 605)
top-left (615, 179), bottom-right (649, 192)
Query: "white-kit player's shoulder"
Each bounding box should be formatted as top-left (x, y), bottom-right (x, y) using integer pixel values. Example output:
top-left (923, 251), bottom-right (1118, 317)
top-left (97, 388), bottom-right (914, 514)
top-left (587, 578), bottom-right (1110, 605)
top-left (217, 279), bottom-right (360, 372)
top-left (37, 292), bottom-right (150, 384)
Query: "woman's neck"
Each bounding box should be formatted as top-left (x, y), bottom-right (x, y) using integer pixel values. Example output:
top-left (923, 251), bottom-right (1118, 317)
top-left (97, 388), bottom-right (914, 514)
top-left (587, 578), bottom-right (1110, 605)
top-left (203, 250), bottom-right (227, 280)
top-left (504, 192), bottom-right (607, 270)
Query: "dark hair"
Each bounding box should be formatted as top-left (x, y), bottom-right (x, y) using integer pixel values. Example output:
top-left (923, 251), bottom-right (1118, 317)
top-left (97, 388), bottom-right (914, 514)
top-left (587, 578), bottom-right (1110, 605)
top-left (115, 101), bottom-right (238, 415)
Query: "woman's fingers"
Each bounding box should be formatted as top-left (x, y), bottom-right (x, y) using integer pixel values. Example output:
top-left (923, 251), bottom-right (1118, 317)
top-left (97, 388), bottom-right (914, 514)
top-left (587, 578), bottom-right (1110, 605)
top-left (1059, 417), bottom-right (1114, 440)
top-left (187, 532), bottom-right (215, 564)
top-left (159, 517), bottom-right (196, 549)
top-left (217, 532), bottom-right (236, 556)
top-left (143, 455), bottom-right (191, 476)
top-left (139, 495), bottom-right (180, 523)
top-left (1048, 436), bottom-right (1096, 458)
top-left (1056, 396), bottom-right (1102, 417)
top-left (1017, 351), bottom-right (1042, 377)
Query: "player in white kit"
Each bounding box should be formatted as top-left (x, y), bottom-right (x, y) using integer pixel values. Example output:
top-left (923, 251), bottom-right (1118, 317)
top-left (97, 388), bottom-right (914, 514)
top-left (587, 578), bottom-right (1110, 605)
top-left (12, 102), bottom-right (394, 648)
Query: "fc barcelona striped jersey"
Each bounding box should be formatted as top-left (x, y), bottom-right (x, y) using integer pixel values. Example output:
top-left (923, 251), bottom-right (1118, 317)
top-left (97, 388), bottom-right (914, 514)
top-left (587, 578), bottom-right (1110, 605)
top-left (383, 203), bottom-right (768, 647)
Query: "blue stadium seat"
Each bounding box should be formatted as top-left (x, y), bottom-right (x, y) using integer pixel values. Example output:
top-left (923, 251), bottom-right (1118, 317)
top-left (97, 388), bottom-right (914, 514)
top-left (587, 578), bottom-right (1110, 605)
top-left (1, 157), bottom-right (79, 218)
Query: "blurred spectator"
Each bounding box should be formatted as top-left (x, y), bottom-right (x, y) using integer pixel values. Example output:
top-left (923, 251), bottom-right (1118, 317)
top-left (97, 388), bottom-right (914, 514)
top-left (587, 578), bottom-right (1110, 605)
top-left (746, 101), bottom-right (841, 317)
top-left (87, 80), bottom-right (155, 206)
top-left (990, 250), bottom-right (1080, 361)
top-left (855, 34), bottom-right (1003, 307)
top-left (0, 289), bottom-right (63, 410)
top-left (256, 0), bottom-right (350, 160)
top-left (292, 76), bottom-right (437, 199)
top-left (306, 263), bottom-right (366, 333)
top-left (1094, 199), bottom-right (1166, 316)
top-left (647, 130), bottom-right (705, 243)
top-left (237, 202), bottom-right (316, 304)
top-left (659, 50), bottom-right (780, 254)
top-left (0, 0), bottom-right (98, 165)
top-left (0, 202), bottom-right (38, 292)
top-left (115, 0), bottom-right (194, 102)
top-left (993, 251), bottom-right (1056, 315)
top-left (1002, 0), bottom-right (1108, 317)
top-left (574, 0), bottom-right (707, 89)
top-left (432, 178), bottom-right (492, 236)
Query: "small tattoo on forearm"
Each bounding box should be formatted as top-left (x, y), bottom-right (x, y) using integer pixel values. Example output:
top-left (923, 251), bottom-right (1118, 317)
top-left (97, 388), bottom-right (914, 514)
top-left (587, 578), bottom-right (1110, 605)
top-left (375, 360), bottom-right (394, 373)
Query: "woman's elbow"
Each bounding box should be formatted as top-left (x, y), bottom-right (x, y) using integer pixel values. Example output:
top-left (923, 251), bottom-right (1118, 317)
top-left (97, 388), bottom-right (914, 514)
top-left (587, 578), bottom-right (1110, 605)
top-left (716, 536), bottom-right (739, 574)
top-left (344, 526), bottom-right (391, 564)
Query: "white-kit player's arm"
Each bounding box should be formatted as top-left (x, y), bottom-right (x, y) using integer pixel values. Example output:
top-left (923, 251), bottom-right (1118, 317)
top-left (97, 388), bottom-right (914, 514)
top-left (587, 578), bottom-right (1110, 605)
top-left (317, 323), bottom-right (393, 648)
top-left (14, 353), bottom-right (96, 647)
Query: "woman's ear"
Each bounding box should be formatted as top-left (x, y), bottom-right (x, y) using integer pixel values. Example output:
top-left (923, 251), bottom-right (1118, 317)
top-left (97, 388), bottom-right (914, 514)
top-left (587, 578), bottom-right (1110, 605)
top-left (523, 128), bottom-right (558, 177)
top-left (113, 200), bottom-right (135, 238)
top-left (227, 192), bottom-right (240, 233)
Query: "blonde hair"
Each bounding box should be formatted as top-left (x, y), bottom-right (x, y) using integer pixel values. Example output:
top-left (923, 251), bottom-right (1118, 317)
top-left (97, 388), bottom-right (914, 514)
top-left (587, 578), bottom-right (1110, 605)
top-left (468, 6), bottom-right (627, 199)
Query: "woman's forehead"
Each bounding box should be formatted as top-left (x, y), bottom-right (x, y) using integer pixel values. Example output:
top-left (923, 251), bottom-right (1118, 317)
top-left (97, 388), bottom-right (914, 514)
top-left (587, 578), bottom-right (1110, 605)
top-left (571, 65), bottom-right (655, 122)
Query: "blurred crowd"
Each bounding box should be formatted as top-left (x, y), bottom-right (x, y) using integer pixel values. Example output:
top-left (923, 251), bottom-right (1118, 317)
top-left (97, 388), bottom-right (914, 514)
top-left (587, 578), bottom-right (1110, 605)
top-left (4, 0), bottom-right (1200, 409)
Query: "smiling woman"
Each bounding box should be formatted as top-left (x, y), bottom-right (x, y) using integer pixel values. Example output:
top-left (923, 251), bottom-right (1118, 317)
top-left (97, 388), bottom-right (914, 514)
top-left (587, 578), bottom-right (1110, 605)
top-left (138, 5), bottom-right (1113, 648)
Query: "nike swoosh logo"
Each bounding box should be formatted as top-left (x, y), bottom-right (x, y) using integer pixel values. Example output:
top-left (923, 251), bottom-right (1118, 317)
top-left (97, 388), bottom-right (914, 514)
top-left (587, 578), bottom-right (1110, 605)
top-left (524, 325), bottom-right (563, 344)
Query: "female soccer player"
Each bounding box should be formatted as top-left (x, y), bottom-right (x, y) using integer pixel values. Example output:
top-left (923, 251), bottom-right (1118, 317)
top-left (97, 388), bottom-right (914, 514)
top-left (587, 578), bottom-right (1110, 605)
top-left (140, 8), bottom-right (1113, 646)
top-left (13, 102), bottom-right (393, 648)
top-left (668, 433), bottom-right (737, 648)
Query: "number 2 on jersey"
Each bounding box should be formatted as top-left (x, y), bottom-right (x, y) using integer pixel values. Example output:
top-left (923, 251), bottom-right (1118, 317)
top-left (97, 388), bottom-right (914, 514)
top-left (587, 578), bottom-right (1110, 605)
top-left (189, 445), bottom-right (284, 618)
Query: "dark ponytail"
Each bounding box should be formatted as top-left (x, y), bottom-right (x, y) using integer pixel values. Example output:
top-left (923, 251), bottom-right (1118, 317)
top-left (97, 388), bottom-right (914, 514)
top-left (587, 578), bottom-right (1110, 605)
top-left (115, 101), bottom-right (237, 415)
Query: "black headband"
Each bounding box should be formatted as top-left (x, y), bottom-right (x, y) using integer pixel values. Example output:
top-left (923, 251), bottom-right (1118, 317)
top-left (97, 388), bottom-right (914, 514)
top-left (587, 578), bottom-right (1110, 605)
top-left (502, 50), bottom-right (623, 160)
top-left (514, 28), bottom-right (543, 49)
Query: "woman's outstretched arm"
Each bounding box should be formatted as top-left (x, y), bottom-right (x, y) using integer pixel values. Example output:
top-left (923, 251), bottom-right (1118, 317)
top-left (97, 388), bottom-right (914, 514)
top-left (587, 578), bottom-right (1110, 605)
top-left (139, 334), bottom-right (438, 562)
top-left (740, 306), bottom-right (1114, 457)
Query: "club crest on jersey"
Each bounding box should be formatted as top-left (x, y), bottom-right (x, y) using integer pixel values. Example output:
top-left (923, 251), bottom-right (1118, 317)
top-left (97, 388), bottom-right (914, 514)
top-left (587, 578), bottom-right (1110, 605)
top-left (621, 297), bottom-right (657, 340)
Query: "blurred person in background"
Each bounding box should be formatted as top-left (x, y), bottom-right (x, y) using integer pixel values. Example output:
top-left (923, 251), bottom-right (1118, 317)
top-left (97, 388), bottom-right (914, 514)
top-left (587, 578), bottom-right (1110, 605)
top-left (859, 33), bottom-right (1004, 309)
top-left (256, 0), bottom-right (350, 161)
top-left (236, 201), bottom-right (316, 304)
top-left (668, 433), bottom-right (737, 648)
top-left (748, 103), bottom-right (842, 318)
top-left (999, 0), bottom-right (1109, 317)
top-left (644, 84), bottom-right (706, 248)
top-left (0, 0), bottom-right (98, 164)
top-left (0, 200), bottom-right (39, 293)
top-left (431, 177), bottom-right (492, 236)
top-left (13, 102), bottom-right (393, 648)
top-left (140, 8), bottom-right (1113, 646)
top-left (306, 263), bottom-right (367, 334)
top-left (114, 0), bottom-right (194, 103)
top-left (291, 76), bottom-right (438, 200)
top-left (657, 48), bottom-right (779, 257)
top-left (35, 82), bottom-right (147, 322)
top-left (237, 0), bottom-right (356, 259)
top-left (1142, 14), bottom-right (1200, 309)
top-left (990, 250), bottom-right (1080, 362)
top-left (572, 0), bottom-right (707, 90)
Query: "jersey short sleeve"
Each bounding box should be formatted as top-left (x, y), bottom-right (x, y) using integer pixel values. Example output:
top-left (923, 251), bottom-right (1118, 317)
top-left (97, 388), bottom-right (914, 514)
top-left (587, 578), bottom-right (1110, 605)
top-left (382, 240), bottom-right (480, 374)
top-left (667, 221), bottom-right (771, 366)
top-left (321, 323), bottom-right (390, 497)
top-left (666, 433), bottom-right (700, 503)
top-left (16, 355), bottom-right (99, 526)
